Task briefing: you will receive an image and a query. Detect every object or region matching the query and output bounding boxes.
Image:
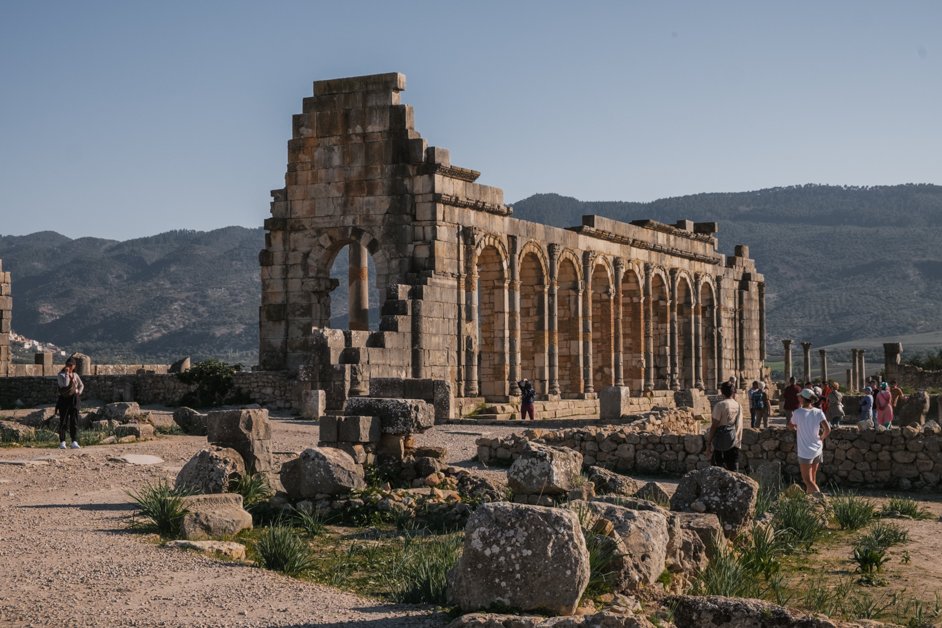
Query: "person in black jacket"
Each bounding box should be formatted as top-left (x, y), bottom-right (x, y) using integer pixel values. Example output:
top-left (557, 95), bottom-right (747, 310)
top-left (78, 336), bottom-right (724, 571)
top-left (517, 379), bottom-right (536, 421)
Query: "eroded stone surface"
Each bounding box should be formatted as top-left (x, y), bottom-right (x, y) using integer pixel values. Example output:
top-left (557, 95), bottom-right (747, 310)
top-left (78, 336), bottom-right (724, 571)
top-left (670, 466), bottom-right (758, 538)
top-left (280, 447), bottom-right (365, 499)
top-left (176, 447), bottom-right (246, 494)
top-left (508, 442), bottom-right (583, 496)
top-left (179, 493), bottom-right (252, 541)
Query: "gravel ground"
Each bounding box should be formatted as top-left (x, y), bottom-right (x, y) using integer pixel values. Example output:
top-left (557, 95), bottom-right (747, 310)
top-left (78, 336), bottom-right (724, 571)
top-left (0, 416), bottom-right (524, 628)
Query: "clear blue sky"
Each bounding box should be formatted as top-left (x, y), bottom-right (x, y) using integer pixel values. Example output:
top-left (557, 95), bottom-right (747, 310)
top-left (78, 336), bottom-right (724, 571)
top-left (1, 1), bottom-right (940, 239)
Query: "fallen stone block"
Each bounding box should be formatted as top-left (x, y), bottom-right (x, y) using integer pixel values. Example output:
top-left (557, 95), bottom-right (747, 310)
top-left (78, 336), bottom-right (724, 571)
top-left (343, 397), bottom-right (434, 434)
top-left (0, 420), bottom-right (35, 442)
top-left (167, 540), bottom-right (246, 560)
top-left (100, 402), bottom-right (143, 422)
top-left (179, 493), bottom-right (253, 540)
top-left (670, 466), bottom-right (758, 538)
top-left (207, 409), bottom-right (272, 475)
top-left (508, 442), bottom-right (583, 496)
top-left (176, 446), bottom-right (246, 494)
top-left (172, 407), bottom-right (208, 435)
top-left (280, 447), bottom-right (365, 499)
top-left (114, 423), bottom-right (155, 440)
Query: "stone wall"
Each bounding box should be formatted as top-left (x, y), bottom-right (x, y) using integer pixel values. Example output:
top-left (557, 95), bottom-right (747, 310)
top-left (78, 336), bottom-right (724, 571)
top-left (0, 260), bottom-right (10, 377)
top-left (7, 362), bottom-right (172, 377)
top-left (259, 72), bottom-right (767, 412)
top-left (478, 423), bottom-right (942, 490)
top-left (0, 371), bottom-right (298, 410)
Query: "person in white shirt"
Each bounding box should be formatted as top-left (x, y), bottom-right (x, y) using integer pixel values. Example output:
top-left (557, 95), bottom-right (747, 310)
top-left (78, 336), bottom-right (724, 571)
top-left (56, 359), bottom-right (85, 449)
top-left (788, 387), bottom-right (831, 495)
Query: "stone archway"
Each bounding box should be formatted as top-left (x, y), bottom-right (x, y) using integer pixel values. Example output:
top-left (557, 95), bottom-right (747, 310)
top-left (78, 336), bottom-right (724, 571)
top-left (700, 280), bottom-right (718, 391)
top-left (519, 247), bottom-right (548, 395)
top-left (557, 254), bottom-right (582, 397)
top-left (651, 272), bottom-right (670, 389)
top-left (621, 266), bottom-right (644, 392)
top-left (475, 245), bottom-right (509, 401)
top-left (675, 275), bottom-right (694, 389)
top-left (591, 261), bottom-right (615, 390)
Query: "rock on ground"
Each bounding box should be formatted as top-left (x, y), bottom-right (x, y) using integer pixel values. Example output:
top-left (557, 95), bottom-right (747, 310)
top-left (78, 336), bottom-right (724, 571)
top-left (447, 502), bottom-right (590, 615)
top-left (176, 446), bottom-right (246, 493)
top-left (669, 466), bottom-right (758, 538)
top-left (508, 442), bottom-right (583, 496)
top-left (634, 481), bottom-right (670, 505)
top-left (280, 447), bottom-right (365, 499)
top-left (179, 493), bottom-right (253, 541)
top-left (447, 610), bottom-right (655, 627)
top-left (99, 402), bottom-right (143, 422)
top-left (166, 540), bottom-right (246, 560)
top-left (0, 421), bottom-right (35, 442)
top-left (667, 595), bottom-right (840, 627)
top-left (207, 409), bottom-right (273, 475)
top-left (343, 397), bottom-right (435, 434)
top-left (587, 466), bottom-right (640, 496)
top-left (173, 406), bottom-right (208, 435)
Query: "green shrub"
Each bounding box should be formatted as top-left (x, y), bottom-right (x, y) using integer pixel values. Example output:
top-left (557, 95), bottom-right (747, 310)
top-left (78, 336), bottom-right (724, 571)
top-left (753, 487), bottom-right (778, 520)
top-left (127, 480), bottom-right (192, 537)
top-left (583, 530), bottom-right (623, 597)
top-left (254, 525), bottom-right (318, 576)
top-left (291, 507), bottom-right (327, 537)
top-left (831, 491), bottom-right (877, 530)
top-left (737, 523), bottom-right (787, 579)
top-left (176, 359), bottom-right (247, 408)
top-left (852, 542), bottom-right (888, 575)
top-left (229, 473), bottom-right (272, 512)
top-left (691, 541), bottom-right (760, 598)
top-left (859, 521), bottom-right (909, 550)
top-left (771, 494), bottom-right (824, 549)
top-left (388, 534), bottom-right (463, 604)
top-left (880, 497), bottom-right (933, 520)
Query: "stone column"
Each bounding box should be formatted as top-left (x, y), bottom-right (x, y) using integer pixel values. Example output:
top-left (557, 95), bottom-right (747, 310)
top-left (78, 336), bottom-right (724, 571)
top-left (850, 349), bottom-right (859, 391)
top-left (819, 348), bottom-right (828, 383)
top-left (846, 368), bottom-right (852, 391)
top-left (859, 349), bottom-right (866, 389)
top-left (693, 274), bottom-right (704, 389)
top-left (465, 270), bottom-right (480, 397)
top-left (668, 269), bottom-right (679, 390)
top-left (800, 342), bottom-right (812, 382)
top-left (643, 263), bottom-right (655, 390)
top-left (508, 236), bottom-right (521, 396)
top-left (884, 342), bottom-right (902, 384)
top-left (737, 288), bottom-right (746, 376)
top-left (782, 339), bottom-right (793, 381)
top-left (758, 282), bottom-right (767, 361)
top-left (613, 258), bottom-right (626, 387)
top-left (547, 244), bottom-right (561, 396)
top-left (715, 275), bottom-right (725, 384)
top-left (582, 252), bottom-right (595, 395)
top-left (348, 243), bottom-right (370, 331)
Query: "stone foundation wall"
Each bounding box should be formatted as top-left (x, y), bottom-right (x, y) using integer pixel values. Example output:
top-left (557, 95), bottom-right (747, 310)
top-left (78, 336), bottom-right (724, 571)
top-left (0, 371), bottom-right (298, 410)
top-left (478, 423), bottom-right (942, 490)
top-left (7, 363), bottom-right (172, 377)
top-left (894, 363), bottom-right (942, 391)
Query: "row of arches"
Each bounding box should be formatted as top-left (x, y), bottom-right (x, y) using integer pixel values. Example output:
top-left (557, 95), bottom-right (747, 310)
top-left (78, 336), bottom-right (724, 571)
top-left (468, 240), bottom-right (720, 401)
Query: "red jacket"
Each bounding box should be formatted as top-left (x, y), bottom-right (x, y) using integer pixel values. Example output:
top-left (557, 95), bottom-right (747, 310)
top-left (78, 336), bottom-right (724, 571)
top-left (782, 384), bottom-right (802, 411)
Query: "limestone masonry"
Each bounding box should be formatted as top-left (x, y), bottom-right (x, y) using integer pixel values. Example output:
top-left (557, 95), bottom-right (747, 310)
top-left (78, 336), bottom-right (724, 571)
top-left (0, 260), bottom-right (10, 377)
top-left (259, 72), bottom-right (766, 415)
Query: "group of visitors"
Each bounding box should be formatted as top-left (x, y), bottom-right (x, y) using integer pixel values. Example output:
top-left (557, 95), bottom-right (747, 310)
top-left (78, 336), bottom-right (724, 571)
top-left (856, 378), bottom-right (904, 429)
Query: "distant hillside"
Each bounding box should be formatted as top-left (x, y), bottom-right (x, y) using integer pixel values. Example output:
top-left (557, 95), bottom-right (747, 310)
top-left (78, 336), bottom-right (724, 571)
top-left (512, 184), bottom-right (942, 355)
top-left (0, 228), bottom-right (265, 364)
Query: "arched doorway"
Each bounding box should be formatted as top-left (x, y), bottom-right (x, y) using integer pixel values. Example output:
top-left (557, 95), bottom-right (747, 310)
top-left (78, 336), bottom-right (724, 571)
top-left (675, 276), bottom-right (694, 389)
top-left (621, 266), bottom-right (644, 392)
top-left (327, 243), bottom-right (381, 331)
top-left (557, 255), bottom-right (582, 397)
top-left (651, 272), bottom-right (670, 389)
top-left (519, 249), bottom-right (548, 395)
top-left (591, 262), bottom-right (614, 389)
top-left (475, 245), bottom-right (508, 400)
top-left (700, 281), bottom-right (718, 391)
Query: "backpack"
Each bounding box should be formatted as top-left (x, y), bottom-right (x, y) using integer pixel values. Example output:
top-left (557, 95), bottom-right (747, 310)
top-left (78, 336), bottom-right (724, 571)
top-left (750, 389), bottom-right (765, 409)
top-left (58, 374), bottom-right (76, 398)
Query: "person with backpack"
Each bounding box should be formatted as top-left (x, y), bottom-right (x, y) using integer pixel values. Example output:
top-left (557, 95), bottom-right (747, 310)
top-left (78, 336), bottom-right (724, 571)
top-left (56, 358), bottom-right (84, 449)
top-left (705, 381), bottom-right (743, 471)
top-left (749, 380), bottom-right (766, 428)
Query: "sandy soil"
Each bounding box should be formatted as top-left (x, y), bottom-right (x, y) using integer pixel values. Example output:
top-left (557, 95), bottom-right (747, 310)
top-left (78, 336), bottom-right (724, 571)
top-left (0, 417), bottom-right (521, 628)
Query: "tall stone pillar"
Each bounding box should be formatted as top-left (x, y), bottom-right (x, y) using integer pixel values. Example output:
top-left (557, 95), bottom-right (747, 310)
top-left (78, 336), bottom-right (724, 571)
top-left (348, 244), bottom-right (370, 331)
top-left (613, 259), bottom-right (625, 387)
top-left (693, 274), bottom-right (704, 388)
top-left (782, 339), bottom-right (793, 381)
top-left (737, 288), bottom-right (746, 377)
top-left (582, 252), bottom-right (595, 395)
top-left (758, 282), bottom-right (767, 362)
top-left (859, 349), bottom-right (867, 389)
top-left (884, 342), bottom-right (902, 384)
top-left (819, 349), bottom-right (828, 383)
top-left (846, 368), bottom-right (852, 391)
top-left (643, 264), bottom-right (655, 390)
top-left (668, 270), bottom-right (680, 390)
top-left (508, 237), bottom-right (521, 396)
top-left (850, 349), bottom-right (859, 391)
top-left (547, 244), bottom-right (561, 396)
top-left (0, 259), bottom-right (10, 378)
top-left (801, 342), bottom-right (812, 382)
top-left (715, 275), bottom-right (725, 384)
top-left (465, 270), bottom-right (480, 397)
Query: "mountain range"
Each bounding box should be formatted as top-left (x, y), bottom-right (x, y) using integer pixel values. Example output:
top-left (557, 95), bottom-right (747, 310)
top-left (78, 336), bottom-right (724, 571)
top-left (1, 184), bottom-right (940, 364)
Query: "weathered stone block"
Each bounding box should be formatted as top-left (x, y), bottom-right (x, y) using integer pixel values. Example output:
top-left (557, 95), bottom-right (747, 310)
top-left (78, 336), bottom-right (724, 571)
top-left (207, 409), bottom-right (273, 475)
top-left (176, 446), bottom-right (246, 494)
top-left (280, 447), bottom-right (365, 499)
top-left (338, 415), bottom-right (380, 443)
top-left (179, 494), bottom-right (253, 541)
top-left (508, 442), bottom-right (583, 496)
top-left (599, 386), bottom-right (631, 421)
top-left (342, 397), bottom-right (434, 434)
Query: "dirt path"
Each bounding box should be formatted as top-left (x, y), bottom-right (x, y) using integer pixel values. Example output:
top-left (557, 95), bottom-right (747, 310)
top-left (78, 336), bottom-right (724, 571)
top-left (0, 418), bottom-right (523, 627)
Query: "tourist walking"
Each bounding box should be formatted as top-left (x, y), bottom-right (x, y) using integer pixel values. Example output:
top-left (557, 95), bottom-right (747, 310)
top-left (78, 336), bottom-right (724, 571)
top-left (788, 388), bottom-right (831, 495)
top-left (825, 382), bottom-right (844, 426)
top-left (56, 358), bottom-right (84, 449)
top-left (875, 381), bottom-right (894, 428)
top-left (757, 381), bottom-right (770, 428)
top-left (705, 381), bottom-right (743, 472)
top-left (517, 378), bottom-right (536, 421)
top-left (782, 376), bottom-right (801, 421)
top-left (858, 386), bottom-right (874, 429)
top-left (749, 381), bottom-right (764, 428)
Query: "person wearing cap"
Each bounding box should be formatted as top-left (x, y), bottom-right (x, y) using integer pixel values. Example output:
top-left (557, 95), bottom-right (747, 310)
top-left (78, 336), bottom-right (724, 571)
top-left (858, 386), bottom-right (874, 429)
top-left (705, 381), bottom-right (743, 472)
top-left (56, 358), bottom-right (84, 449)
top-left (875, 381), bottom-right (894, 428)
top-left (788, 387), bottom-right (831, 495)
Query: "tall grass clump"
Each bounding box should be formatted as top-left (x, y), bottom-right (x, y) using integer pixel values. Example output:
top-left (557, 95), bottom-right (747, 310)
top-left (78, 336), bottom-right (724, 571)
top-left (861, 521), bottom-right (909, 549)
top-left (127, 480), bottom-right (192, 537)
top-left (770, 493), bottom-right (825, 549)
top-left (831, 491), bottom-right (877, 530)
top-left (388, 534), bottom-right (463, 604)
top-left (291, 507), bottom-right (327, 537)
top-left (229, 473), bottom-right (272, 512)
top-left (880, 497), bottom-right (933, 520)
top-left (572, 503), bottom-right (623, 598)
top-left (691, 539), bottom-right (761, 598)
top-left (254, 524), bottom-right (318, 576)
top-left (737, 523), bottom-right (788, 579)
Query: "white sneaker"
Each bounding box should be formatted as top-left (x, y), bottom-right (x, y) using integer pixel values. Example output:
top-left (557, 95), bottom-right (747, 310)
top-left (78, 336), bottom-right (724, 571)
top-left (70, 441), bottom-right (80, 449)
top-left (59, 441), bottom-right (67, 449)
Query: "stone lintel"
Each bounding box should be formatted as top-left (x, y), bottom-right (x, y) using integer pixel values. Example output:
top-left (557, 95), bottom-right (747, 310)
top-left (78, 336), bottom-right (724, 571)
top-left (313, 72), bottom-right (405, 96)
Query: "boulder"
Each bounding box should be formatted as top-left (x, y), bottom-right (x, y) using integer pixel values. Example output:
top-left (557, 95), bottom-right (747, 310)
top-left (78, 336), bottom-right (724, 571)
top-left (593, 495), bottom-right (669, 515)
top-left (114, 423), bottom-right (155, 440)
top-left (896, 391), bottom-right (930, 427)
top-left (508, 442), bottom-right (583, 496)
top-left (179, 493), bottom-right (253, 540)
top-left (670, 467), bottom-right (758, 538)
top-left (17, 406), bottom-right (58, 428)
top-left (673, 512), bottom-right (725, 557)
top-left (176, 446), bottom-right (246, 494)
top-left (343, 397), bottom-right (435, 434)
top-left (166, 539), bottom-right (245, 560)
top-left (144, 412), bottom-right (176, 432)
top-left (447, 502), bottom-right (590, 615)
top-left (667, 595), bottom-right (839, 627)
top-left (569, 500), bottom-right (669, 592)
top-left (0, 420), bottom-right (35, 442)
top-left (634, 481), bottom-right (671, 506)
top-left (99, 402), bottom-right (143, 422)
top-left (173, 407), bottom-right (208, 435)
top-left (280, 447), bottom-right (365, 499)
top-left (587, 466), bottom-right (640, 496)
top-left (207, 409), bottom-right (272, 475)
top-left (446, 611), bottom-right (655, 627)
top-left (751, 460), bottom-right (783, 492)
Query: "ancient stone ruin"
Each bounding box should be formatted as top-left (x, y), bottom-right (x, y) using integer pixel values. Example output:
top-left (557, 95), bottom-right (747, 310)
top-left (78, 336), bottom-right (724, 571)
top-left (0, 259), bottom-right (10, 377)
top-left (258, 72), bottom-right (766, 419)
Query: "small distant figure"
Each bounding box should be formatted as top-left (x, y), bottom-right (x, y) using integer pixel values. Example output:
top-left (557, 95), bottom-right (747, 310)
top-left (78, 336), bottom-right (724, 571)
top-left (517, 378), bottom-right (536, 421)
top-left (56, 358), bottom-right (84, 449)
top-left (825, 382), bottom-right (844, 427)
top-left (749, 381), bottom-right (769, 429)
top-left (875, 381), bottom-right (894, 428)
top-left (788, 387), bottom-right (831, 496)
top-left (727, 376), bottom-right (738, 393)
top-left (782, 376), bottom-right (802, 421)
top-left (889, 380), bottom-right (905, 408)
top-left (706, 381), bottom-right (743, 472)
top-left (858, 386), bottom-right (874, 429)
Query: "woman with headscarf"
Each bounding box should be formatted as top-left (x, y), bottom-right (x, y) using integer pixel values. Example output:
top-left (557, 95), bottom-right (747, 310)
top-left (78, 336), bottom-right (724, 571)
top-left (875, 381), bottom-right (894, 428)
top-left (858, 386), bottom-right (874, 429)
